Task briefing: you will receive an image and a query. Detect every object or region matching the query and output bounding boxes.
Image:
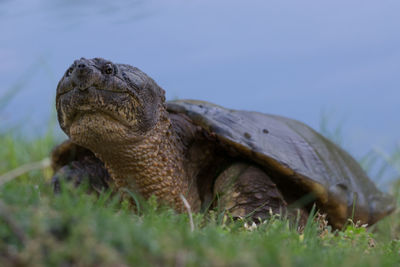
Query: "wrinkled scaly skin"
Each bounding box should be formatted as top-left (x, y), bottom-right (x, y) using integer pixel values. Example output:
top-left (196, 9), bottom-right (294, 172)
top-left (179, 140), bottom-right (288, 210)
top-left (52, 57), bottom-right (394, 228)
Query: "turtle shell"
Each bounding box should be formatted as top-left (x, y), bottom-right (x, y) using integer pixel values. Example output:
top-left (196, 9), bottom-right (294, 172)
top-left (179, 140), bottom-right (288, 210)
top-left (167, 99), bottom-right (395, 227)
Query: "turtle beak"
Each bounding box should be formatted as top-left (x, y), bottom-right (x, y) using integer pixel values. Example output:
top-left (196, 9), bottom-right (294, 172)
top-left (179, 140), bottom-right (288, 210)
top-left (71, 58), bottom-right (94, 90)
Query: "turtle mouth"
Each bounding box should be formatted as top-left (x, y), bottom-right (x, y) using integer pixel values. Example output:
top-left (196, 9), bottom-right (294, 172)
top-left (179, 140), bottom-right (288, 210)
top-left (57, 86), bottom-right (139, 133)
top-left (56, 85), bottom-right (129, 98)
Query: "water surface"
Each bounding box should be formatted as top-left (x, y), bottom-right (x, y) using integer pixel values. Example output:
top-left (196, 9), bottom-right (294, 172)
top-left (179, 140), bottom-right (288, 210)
top-left (1, 0), bottom-right (399, 185)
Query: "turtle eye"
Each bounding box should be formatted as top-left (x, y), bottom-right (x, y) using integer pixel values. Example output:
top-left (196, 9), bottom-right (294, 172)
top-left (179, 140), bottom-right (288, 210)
top-left (103, 63), bottom-right (114, 75)
top-left (66, 66), bottom-right (74, 77)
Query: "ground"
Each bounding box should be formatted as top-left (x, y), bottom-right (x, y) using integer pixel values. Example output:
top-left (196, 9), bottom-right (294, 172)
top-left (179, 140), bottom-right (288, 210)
top-left (0, 128), bottom-right (400, 266)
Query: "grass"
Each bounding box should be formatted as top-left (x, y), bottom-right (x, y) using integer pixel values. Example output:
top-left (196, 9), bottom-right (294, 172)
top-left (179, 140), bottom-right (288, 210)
top-left (1, 124), bottom-right (400, 266)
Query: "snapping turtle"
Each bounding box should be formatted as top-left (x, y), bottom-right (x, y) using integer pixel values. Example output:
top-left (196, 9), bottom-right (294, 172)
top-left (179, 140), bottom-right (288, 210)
top-left (52, 57), bottom-right (394, 228)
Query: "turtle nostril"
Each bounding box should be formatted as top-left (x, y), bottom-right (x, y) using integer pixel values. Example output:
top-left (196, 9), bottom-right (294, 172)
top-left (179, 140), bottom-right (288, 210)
top-left (77, 63), bottom-right (87, 69)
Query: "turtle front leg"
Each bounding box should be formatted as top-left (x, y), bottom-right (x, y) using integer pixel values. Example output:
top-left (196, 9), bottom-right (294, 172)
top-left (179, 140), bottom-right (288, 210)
top-left (213, 162), bottom-right (307, 224)
top-left (51, 140), bottom-right (112, 194)
top-left (52, 156), bottom-right (111, 194)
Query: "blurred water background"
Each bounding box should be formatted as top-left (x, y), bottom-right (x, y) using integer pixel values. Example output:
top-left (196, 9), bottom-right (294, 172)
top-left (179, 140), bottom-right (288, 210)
top-left (0, 0), bottom-right (399, 186)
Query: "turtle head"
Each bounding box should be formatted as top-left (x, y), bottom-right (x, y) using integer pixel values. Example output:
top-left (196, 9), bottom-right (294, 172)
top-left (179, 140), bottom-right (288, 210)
top-left (56, 57), bottom-right (166, 147)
